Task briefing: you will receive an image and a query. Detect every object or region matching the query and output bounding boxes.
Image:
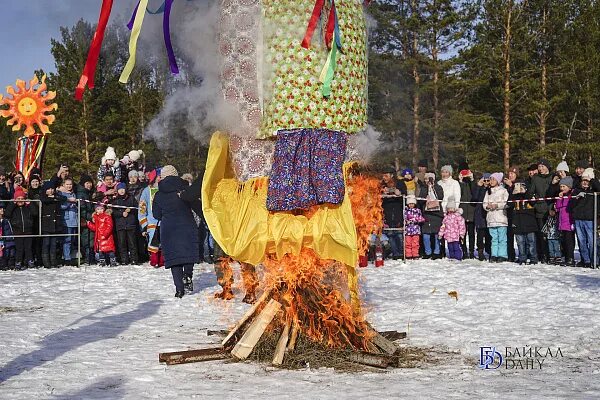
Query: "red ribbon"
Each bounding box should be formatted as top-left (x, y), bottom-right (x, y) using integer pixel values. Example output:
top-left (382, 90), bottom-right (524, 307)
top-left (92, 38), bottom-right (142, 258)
top-left (301, 0), bottom-right (325, 49)
top-left (75, 0), bottom-right (114, 100)
top-left (325, 1), bottom-right (336, 50)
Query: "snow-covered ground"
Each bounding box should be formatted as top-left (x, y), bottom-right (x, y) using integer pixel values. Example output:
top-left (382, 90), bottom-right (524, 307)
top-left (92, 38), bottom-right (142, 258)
top-left (1, 259), bottom-right (599, 399)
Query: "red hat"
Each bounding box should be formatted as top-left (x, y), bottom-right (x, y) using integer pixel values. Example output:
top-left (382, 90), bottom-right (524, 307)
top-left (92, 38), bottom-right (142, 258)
top-left (13, 188), bottom-right (26, 200)
top-left (147, 169), bottom-right (158, 184)
top-left (459, 169), bottom-right (472, 177)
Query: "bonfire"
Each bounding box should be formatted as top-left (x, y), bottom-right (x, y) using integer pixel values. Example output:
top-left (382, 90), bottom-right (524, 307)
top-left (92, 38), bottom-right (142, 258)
top-left (160, 171), bottom-right (408, 370)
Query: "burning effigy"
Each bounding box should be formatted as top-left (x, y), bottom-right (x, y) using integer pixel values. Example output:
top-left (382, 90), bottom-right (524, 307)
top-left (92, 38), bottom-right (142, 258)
top-left (185, 0), bottom-right (404, 368)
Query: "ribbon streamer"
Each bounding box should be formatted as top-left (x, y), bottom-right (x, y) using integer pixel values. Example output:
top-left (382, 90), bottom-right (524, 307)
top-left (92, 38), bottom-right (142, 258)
top-left (127, 0), bottom-right (178, 75)
top-left (15, 135), bottom-right (47, 179)
top-left (163, 0), bottom-right (179, 74)
top-left (120, 0), bottom-right (150, 84)
top-left (127, 0), bottom-right (141, 30)
top-left (302, 0), bottom-right (325, 48)
top-left (75, 0), bottom-right (114, 100)
top-left (319, 37), bottom-right (338, 97)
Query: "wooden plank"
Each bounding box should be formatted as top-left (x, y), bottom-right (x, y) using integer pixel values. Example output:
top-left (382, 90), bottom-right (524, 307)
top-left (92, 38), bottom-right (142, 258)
top-left (379, 331), bottom-right (407, 341)
top-left (366, 324), bottom-right (399, 355)
top-left (272, 321), bottom-right (290, 365)
top-left (370, 331), bottom-right (399, 355)
top-left (222, 288), bottom-right (272, 347)
top-left (159, 347), bottom-right (229, 365)
top-left (207, 329), bottom-right (229, 337)
top-left (286, 317), bottom-right (299, 352)
top-left (231, 299), bottom-right (282, 360)
top-left (346, 351), bottom-right (394, 369)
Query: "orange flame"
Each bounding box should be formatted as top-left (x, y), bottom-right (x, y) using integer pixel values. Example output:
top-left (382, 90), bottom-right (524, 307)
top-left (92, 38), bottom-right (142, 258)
top-left (0, 75), bottom-right (57, 137)
top-left (263, 248), bottom-right (374, 350)
top-left (348, 172), bottom-right (383, 257)
top-left (254, 172), bottom-right (382, 350)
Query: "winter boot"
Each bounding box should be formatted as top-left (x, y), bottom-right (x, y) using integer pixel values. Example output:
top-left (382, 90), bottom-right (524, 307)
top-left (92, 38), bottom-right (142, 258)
top-left (27, 260), bottom-right (35, 269)
top-left (99, 258), bottom-right (107, 267)
top-left (50, 254), bottom-right (59, 268)
top-left (183, 275), bottom-right (193, 293)
top-left (42, 253), bottom-right (51, 269)
top-left (15, 262), bottom-right (23, 271)
top-left (175, 290), bottom-right (185, 298)
top-left (477, 251), bottom-right (485, 261)
top-left (149, 252), bottom-right (158, 267)
top-left (109, 256), bottom-right (118, 267)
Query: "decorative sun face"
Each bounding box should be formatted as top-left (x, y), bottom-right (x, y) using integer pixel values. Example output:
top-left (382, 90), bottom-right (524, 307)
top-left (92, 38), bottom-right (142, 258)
top-left (0, 75), bottom-right (57, 137)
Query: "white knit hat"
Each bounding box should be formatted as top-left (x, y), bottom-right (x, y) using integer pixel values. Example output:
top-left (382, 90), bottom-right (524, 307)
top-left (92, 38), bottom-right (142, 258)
top-left (406, 194), bottom-right (417, 205)
top-left (128, 150), bottom-right (144, 162)
top-left (582, 168), bottom-right (595, 181)
top-left (441, 165), bottom-right (453, 174)
top-left (104, 147), bottom-right (117, 161)
top-left (556, 161), bottom-right (569, 172)
top-left (160, 165), bottom-right (178, 179)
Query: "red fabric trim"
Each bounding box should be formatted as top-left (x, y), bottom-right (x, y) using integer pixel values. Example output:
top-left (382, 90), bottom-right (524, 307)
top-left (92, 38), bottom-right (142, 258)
top-left (75, 0), bottom-right (114, 100)
top-left (301, 0), bottom-right (325, 49)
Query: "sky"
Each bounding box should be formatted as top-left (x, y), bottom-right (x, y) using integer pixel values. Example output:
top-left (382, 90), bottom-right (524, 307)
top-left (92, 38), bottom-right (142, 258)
top-left (0, 1), bottom-right (135, 89)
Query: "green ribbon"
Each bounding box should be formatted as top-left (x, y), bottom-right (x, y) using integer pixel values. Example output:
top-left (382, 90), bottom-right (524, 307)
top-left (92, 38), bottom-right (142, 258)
top-left (319, 38), bottom-right (338, 97)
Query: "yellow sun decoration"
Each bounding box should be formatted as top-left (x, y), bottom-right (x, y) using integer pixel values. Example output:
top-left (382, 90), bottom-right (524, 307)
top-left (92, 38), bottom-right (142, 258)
top-left (0, 75), bottom-right (57, 137)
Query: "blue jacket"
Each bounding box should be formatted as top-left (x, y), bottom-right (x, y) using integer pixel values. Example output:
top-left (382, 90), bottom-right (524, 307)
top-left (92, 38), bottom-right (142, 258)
top-left (152, 176), bottom-right (199, 268)
top-left (0, 218), bottom-right (15, 249)
top-left (59, 190), bottom-right (79, 228)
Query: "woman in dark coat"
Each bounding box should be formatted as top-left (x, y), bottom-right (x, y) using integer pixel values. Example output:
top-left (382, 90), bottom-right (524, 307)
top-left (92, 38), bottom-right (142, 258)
top-left (152, 166), bottom-right (200, 298)
top-left (472, 174), bottom-right (492, 261)
top-left (40, 181), bottom-right (64, 268)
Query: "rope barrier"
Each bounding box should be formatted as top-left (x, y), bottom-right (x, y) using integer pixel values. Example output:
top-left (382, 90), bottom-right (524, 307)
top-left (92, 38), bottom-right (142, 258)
top-left (78, 198), bottom-right (140, 210)
top-left (381, 192), bottom-right (598, 204)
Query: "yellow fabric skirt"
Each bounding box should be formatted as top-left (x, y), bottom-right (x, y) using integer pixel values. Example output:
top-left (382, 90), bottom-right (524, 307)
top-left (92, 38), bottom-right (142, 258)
top-left (201, 132), bottom-right (358, 267)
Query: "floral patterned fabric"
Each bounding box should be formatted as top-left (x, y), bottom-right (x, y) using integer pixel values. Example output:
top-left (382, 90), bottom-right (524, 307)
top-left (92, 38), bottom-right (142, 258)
top-left (259, 0), bottom-right (368, 138)
top-left (266, 129), bottom-right (347, 211)
top-left (404, 207), bottom-right (425, 236)
top-left (438, 212), bottom-right (467, 243)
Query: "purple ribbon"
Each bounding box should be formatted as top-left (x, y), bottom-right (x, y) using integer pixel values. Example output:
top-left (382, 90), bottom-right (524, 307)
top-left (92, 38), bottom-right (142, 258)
top-left (126, 0), bottom-right (178, 75)
top-left (163, 0), bottom-right (179, 74)
top-left (127, 0), bottom-right (141, 30)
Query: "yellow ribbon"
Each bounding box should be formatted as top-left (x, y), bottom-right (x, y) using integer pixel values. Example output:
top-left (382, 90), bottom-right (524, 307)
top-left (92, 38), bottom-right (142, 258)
top-left (119, 0), bottom-right (149, 83)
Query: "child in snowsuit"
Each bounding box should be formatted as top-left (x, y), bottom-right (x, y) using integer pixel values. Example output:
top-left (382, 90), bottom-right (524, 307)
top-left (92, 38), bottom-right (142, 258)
top-left (404, 195), bottom-right (425, 259)
top-left (111, 183), bottom-right (139, 265)
top-left (96, 147), bottom-right (122, 184)
top-left (6, 188), bottom-right (37, 270)
top-left (510, 182), bottom-right (538, 265)
top-left (0, 204), bottom-right (15, 270)
top-left (438, 198), bottom-right (466, 260)
top-left (483, 173), bottom-right (509, 262)
top-left (554, 176), bottom-right (575, 266)
top-left (87, 203), bottom-right (117, 267)
top-left (542, 208), bottom-right (561, 264)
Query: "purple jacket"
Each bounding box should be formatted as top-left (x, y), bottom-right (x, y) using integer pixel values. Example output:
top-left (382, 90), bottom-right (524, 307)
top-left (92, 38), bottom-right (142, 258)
top-left (404, 207), bottom-right (425, 236)
top-left (554, 196), bottom-right (574, 232)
